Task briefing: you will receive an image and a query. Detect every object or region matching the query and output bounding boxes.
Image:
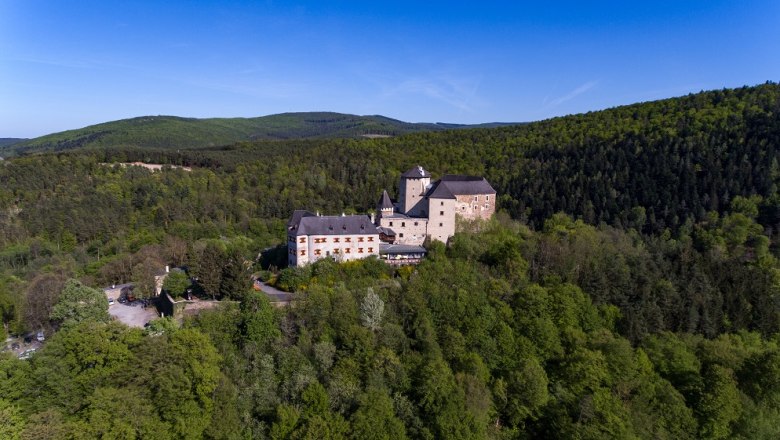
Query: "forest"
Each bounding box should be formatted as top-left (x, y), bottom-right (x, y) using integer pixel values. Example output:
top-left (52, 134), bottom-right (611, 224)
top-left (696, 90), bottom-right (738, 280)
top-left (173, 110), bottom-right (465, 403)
top-left (0, 83), bottom-right (779, 438)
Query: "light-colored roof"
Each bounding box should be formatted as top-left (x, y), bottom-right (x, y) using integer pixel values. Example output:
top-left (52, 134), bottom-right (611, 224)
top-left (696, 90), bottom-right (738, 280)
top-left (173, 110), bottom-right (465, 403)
top-left (379, 243), bottom-right (427, 255)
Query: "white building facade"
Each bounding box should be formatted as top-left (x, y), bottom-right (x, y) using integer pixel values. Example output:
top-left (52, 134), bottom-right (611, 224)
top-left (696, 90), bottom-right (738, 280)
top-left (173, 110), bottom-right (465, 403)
top-left (287, 211), bottom-right (380, 267)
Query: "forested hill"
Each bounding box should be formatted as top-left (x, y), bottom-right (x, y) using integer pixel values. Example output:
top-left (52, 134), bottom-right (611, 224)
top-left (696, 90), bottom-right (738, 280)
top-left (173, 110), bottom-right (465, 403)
top-left (0, 138), bottom-right (26, 150)
top-left (1, 112), bottom-right (518, 157)
top-left (2, 84), bottom-right (780, 438)
top-left (53, 82), bottom-right (779, 237)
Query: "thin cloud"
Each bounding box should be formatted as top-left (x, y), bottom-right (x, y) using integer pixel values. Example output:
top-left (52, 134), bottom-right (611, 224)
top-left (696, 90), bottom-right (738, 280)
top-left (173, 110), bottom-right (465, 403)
top-left (547, 80), bottom-right (598, 107)
top-left (384, 75), bottom-right (484, 112)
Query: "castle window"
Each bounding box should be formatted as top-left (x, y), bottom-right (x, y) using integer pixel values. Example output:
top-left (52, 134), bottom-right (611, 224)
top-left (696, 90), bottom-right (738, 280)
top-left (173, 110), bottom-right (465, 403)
top-left (299, 237), bottom-right (306, 243)
top-left (474, 196), bottom-right (478, 201)
top-left (485, 203), bottom-right (490, 209)
top-left (389, 221), bottom-right (393, 227)
top-left (486, 195), bottom-right (490, 202)
top-left (440, 201), bottom-right (444, 206)
top-left (358, 248), bottom-right (364, 253)
top-left (334, 237), bottom-right (340, 243)
top-left (300, 250), bottom-right (306, 256)
top-left (368, 237), bottom-right (374, 242)
top-left (368, 247), bottom-right (374, 253)
top-left (345, 248), bottom-right (351, 254)
top-left (345, 237), bottom-right (352, 243)
top-left (414, 221), bottom-right (418, 226)
top-left (401, 222), bottom-right (405, 227)
top-left (440, 211), bottom-right (444, 216)
top-left (322, 237), bottom-right (327, 243)
top-left (334, 249), bottom-right (340, 254)
top-left (439, 223), bottom-right (443, 227)
top-left (358, 237), bottom-right (364, 242)
top-left (315, 249), bottom-right (321, 256)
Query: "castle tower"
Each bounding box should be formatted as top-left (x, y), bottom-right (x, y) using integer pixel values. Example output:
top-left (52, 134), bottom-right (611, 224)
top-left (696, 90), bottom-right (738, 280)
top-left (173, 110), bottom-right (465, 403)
top-left (376, 189), bottom-right (394, 224)
top-left (399, 166), bottom-right (431, 216)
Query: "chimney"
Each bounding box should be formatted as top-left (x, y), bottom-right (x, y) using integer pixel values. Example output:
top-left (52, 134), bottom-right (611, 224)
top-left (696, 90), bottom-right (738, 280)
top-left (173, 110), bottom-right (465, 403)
top-left (370, 213), bottom-right (375, 224)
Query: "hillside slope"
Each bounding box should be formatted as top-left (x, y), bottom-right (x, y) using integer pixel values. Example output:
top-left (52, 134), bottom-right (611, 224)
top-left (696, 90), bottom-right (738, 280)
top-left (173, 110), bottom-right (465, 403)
top-left (2, 112), bottom-right (518, 156)
top-left (0, 138), bottom-right (26, 150)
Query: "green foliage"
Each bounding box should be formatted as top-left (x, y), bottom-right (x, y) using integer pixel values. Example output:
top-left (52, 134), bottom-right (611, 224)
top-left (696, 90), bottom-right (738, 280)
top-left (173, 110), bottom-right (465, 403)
top-left (239, 292), bottom-right (281, 349)
top-left (1, 84), bottom-right (780, 438)
top-left (144, 316), bottom-right (179, 337)
top-left (349, 388), bottom-right (407, 440)
top-left (49, 279), bottom-right (109, 327)
top-left (0, 398), bottom-right (25, 440)
top-left (161, 270), bottom-right (190, 298)
top-left (8, 112), bottom-right (494, 157)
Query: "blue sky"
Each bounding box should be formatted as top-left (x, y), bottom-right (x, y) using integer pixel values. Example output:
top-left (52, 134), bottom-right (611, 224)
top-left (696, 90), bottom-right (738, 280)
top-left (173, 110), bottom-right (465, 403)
top-left (1, 1), bottom-right (778, 138)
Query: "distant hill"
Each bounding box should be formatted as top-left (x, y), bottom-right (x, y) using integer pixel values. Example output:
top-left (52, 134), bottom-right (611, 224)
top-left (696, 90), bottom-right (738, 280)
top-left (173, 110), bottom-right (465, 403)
top-left (0, 138), bottom-right (26, 149)
top-left (1, 112), bottom-right (519, 156)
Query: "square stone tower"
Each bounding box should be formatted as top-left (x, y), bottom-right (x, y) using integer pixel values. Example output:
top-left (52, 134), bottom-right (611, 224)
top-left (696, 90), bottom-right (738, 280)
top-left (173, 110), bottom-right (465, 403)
top-left (399, 166), bottom-right (431, 216)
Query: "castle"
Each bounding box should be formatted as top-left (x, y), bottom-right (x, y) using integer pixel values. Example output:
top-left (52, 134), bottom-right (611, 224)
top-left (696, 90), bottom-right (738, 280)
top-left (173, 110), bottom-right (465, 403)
top-left (287, 166), bottom-right (496, 267)
top-left (376, 166), bottom-right (496, 245)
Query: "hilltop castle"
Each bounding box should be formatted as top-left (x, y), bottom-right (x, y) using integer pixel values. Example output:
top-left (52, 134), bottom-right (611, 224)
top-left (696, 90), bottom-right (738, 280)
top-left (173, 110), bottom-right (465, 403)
top-left (287, 166), bottom-right (496, 267)
top-left (376, 166), bottom-right (496, 245)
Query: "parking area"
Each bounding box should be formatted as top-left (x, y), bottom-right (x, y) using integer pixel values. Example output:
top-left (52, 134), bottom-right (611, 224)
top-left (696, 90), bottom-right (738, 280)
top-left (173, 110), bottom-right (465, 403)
top-left (109, 301), bottom-right (159, 327)
top-left (104, 285), bottom-right (159, 328)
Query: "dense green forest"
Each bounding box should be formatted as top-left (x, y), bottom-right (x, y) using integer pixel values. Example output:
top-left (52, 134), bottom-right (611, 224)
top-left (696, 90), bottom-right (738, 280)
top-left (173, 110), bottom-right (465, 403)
top-left (0, 138), bottom-right (26, 150)
top-left (1, 83), bottom-right (780, 438)
top-left (1, 112), bottom-right (516, 157)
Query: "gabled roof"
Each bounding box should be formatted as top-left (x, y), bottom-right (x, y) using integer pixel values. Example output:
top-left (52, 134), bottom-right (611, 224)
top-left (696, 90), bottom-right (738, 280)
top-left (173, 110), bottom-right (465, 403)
top-left (377, 226), bottom-right (396, 236)
top-left (378, 190), bottom-right (394, 210)
top-left (401, 166), bottom-right (431, 179)
top-left (288, 210), bottom-right (316, 228)
top-left (289, 214), bottom-right (379, 236)
top-left (425, 175), bottom-right (496, 199)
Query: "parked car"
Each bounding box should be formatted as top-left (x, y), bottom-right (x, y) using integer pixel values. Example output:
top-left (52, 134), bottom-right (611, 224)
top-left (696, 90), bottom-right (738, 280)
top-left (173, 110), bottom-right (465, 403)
top-left (108, 297), bottom-right (114, 305)
top-left (36, 331), bottom-right (45, 342)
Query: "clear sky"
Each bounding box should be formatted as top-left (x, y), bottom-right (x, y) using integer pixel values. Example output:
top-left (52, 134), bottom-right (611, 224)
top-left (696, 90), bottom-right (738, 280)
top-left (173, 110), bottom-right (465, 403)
top-left (1, 1), bottom-right (778, 138)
